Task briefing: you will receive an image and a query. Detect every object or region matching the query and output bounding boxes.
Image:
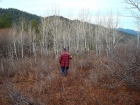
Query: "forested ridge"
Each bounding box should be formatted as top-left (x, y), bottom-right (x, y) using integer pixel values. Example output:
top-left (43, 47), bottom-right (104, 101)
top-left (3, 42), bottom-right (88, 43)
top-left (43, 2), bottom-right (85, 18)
top-left (0, 8), bottom-right (136, 37)
top-left (0, 8), bottom-right (40, 28)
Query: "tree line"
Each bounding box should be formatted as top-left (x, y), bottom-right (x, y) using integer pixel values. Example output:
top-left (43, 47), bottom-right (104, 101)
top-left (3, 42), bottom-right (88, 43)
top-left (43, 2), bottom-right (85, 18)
top-left (0, 8), bottom-right (40, 28)
top-left (0, 13), bottom-right (12, 28)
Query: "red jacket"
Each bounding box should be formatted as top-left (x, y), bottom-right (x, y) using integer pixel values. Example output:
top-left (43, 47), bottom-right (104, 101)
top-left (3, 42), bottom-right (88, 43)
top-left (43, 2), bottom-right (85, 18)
top-left (59, 51), bottom-right (72, 67)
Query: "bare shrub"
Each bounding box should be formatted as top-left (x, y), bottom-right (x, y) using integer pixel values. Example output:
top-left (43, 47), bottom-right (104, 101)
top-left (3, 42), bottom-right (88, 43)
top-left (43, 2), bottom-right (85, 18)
top-left (0, 12), bottom-right (139, 104)
top-left (0, 29), bottom-right (13, 57)
top-left (109, 42), bottom-right (140, 89)
top-left (0, 52), bottom-right (140, 105)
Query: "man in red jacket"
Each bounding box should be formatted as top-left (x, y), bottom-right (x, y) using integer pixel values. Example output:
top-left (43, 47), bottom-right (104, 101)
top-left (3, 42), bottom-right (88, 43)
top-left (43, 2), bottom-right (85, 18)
top-left (59, 48), bottom-right (72, 77)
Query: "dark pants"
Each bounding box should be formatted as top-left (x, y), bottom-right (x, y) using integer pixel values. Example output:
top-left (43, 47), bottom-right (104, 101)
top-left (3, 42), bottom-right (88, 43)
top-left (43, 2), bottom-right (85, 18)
top-left (61, 66), bottom-right (69, 76)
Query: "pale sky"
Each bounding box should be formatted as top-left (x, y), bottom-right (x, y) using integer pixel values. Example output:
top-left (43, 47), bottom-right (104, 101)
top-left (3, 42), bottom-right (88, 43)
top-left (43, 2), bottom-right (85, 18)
top-left (0, 0), bottom-right (138, 30)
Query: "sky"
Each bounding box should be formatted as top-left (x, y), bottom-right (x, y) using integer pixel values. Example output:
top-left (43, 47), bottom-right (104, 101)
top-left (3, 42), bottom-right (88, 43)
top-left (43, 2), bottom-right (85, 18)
top-left (0, 0), bottom-right (138, 30)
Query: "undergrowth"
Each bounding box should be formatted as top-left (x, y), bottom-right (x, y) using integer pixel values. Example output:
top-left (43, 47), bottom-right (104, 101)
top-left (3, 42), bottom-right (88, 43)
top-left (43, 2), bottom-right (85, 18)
top-left (0, 50), bottom-right (140, 105)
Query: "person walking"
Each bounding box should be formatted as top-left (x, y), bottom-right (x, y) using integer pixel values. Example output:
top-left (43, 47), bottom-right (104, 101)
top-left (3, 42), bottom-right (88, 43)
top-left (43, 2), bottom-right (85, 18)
top-left (59, 48), bottom-right (72, 77)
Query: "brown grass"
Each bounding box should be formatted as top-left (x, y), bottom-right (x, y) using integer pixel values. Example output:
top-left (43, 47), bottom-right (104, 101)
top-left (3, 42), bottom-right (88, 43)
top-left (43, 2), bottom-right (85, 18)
top-left (0, 53), bottom-right (140, 105)
top-left (0, 28), bottom-right (140, 105)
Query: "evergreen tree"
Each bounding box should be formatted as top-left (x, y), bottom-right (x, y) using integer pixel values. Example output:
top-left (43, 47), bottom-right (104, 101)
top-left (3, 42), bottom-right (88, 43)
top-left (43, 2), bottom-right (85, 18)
top-left (0, 13), bottom-right (12, 28)
top-left (0, 15), bottom-right (4, 28)
top-left (0, 8), bottom-right (40, 29)
top-left (4, 13), bottom-right (12, 27)
top-left (32, 19), bottom-right (39, 33)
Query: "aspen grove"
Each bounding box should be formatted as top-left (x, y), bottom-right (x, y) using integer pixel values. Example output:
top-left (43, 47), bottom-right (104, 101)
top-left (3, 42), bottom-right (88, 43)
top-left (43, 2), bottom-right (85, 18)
top-left (0, 9), bottom-right (140, 105)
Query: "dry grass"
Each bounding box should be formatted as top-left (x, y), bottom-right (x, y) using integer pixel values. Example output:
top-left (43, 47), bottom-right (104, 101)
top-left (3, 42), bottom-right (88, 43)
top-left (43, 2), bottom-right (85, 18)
top-left (0, 28), bottom-right (140, 105)
top-left (0, 52), bottom-right (140, 105)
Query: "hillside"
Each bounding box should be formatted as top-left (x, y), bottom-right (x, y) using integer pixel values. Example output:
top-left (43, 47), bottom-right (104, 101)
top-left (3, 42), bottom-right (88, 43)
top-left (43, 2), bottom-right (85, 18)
top-left (0, 8), bottom-right (140, 105)
top-left (0, 8), bottom-right (138, 38)
top-left (118, 28), bottom-right (138, 36)
top-left (0, 8), bottom-right (40, 24)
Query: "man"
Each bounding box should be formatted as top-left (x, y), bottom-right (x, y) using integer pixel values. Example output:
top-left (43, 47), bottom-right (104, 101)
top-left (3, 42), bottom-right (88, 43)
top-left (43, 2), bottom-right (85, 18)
top-left (59, 48), bottom-right (72, 77)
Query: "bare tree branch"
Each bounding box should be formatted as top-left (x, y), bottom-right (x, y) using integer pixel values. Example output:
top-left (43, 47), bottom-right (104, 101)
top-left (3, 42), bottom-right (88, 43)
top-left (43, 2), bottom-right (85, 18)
top-left (123, 0), bottom-right (140, 21)
top-left (123, 0), bottom-right (140, 47)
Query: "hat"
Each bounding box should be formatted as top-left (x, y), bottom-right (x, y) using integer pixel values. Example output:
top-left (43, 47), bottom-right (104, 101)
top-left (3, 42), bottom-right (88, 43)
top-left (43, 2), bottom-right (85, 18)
top-left (64, 48), bottom-right (66, 50)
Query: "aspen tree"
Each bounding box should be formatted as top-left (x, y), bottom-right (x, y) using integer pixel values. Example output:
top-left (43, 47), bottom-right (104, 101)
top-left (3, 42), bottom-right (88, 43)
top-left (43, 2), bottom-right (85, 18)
top-left (124, 0), bottom-right (140, 47)
top-left (40, 17), bottom-right (48, 56)
top-left (136, 22), bottom-right (140, 47)
top-left (76, 20), bottom-right (80, 52)
top-left (79, 9), bottom-right (90, 52)
top-left (95, 12), bottom-right (103, 57)
top-left (67, 12), bottom-right (73, 52)
top-left (11, 24), bottom-right (17, 57)
top-left (50, 7), bottom-right (60, 59)
top-left (28, 22), bottom-right (33, 56)
top-left (20, 18), bottom-right (24, 58)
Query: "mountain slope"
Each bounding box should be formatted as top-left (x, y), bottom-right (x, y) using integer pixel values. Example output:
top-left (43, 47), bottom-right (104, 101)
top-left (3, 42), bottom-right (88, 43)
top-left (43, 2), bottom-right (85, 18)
top-left (118, 28), bottom-right (138, 36)
top-left (0, 8), bottom-right (137, 41)
top-left (0, 8), bottom-right (41, 23)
